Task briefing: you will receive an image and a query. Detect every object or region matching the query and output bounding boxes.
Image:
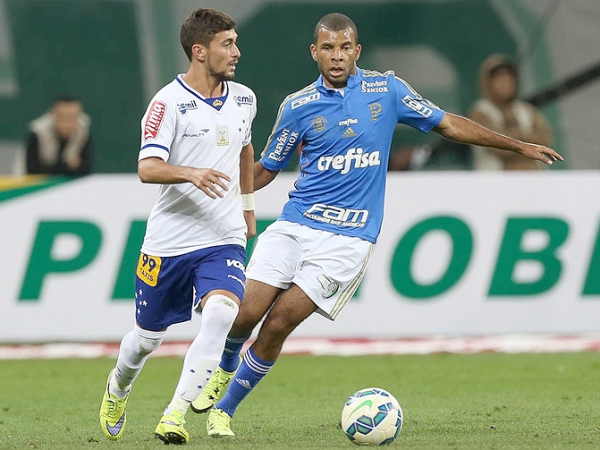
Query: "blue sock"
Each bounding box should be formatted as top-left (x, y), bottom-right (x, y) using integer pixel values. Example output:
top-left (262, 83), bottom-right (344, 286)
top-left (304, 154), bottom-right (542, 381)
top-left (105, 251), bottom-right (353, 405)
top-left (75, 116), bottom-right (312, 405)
top-left (220, 336), bottom-right (247, 372)
top-left (216, 346), bottom-right (274, 417)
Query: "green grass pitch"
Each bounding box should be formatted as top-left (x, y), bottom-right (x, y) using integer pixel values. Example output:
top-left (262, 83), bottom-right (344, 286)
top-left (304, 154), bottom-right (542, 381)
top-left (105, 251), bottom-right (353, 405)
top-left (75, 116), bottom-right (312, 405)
top-left (0, 352), bottom-right (598, 449)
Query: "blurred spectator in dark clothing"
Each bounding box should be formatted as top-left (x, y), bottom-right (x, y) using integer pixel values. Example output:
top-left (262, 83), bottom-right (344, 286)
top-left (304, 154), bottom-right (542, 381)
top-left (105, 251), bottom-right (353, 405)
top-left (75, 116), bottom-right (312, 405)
top-left (468, 54), bottom-right (552, 170)
top-left (26, 94), bottom-right (93, 175)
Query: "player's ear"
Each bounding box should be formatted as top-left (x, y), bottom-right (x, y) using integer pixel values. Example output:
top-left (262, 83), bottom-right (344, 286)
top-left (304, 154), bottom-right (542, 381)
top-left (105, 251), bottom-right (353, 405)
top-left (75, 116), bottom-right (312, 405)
top-left (310, 44), bottom-right (318, 62)
top-left (192, 44), bottom-right (207, 62)
top-left (355, 44), bottom-right (362, 61)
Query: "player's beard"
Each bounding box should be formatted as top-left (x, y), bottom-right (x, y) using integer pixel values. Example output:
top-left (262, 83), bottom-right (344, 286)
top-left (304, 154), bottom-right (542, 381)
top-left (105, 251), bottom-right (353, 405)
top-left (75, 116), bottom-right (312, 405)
top-left (208, 61), bottom-right (236, 82)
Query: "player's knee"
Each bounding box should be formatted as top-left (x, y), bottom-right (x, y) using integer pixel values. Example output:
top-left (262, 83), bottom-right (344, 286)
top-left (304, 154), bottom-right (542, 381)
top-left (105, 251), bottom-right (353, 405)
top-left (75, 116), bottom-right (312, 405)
top-left (203, 294), bottom-right (239, 328)
top-left (262, 314), bottom-right (297, 340)
top-left (232, 306), bottom-right (263, 336)
top-left (134, 324), bottom-right (165, 356)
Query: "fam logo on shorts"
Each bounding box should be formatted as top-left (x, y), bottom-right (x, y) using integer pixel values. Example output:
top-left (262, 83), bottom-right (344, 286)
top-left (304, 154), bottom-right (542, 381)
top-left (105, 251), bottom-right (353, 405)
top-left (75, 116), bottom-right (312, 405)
top-left (318, 274), bottom-right (339, 299)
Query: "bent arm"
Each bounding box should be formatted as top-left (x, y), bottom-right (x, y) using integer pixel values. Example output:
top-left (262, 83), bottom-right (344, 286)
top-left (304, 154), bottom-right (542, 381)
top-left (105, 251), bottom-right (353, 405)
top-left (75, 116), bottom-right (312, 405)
top-left (138, 157), bottom-right (196, 184)
top-left (433, 112), bottom-right (563, 165)
top-left (254, 161), bottom-right (279, 190)
top-left (240, 143), bottom-right (256, 239)
top-left (138, 157), bottom-right (231, 199)
top-left (240, 143), bottom-right (254, 195)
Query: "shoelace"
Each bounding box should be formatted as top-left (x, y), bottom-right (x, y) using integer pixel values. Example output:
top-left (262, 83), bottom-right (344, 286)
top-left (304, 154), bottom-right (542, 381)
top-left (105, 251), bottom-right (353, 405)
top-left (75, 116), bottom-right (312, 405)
top-left (106, 393), bottom-right (126, 417)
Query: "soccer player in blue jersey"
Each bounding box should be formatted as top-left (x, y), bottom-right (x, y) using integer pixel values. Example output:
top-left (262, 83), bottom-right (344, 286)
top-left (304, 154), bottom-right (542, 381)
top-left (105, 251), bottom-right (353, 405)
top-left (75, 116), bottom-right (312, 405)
top-left (193, 13), bottom-right (563, 436)
top-left (98, 8), bottom-right (257, 445)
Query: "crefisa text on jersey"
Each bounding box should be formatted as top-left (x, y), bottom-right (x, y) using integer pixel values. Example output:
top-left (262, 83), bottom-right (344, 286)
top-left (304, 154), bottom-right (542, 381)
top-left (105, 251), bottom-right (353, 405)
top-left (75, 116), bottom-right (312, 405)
top-left (317, 147), bottom-right (381, 174)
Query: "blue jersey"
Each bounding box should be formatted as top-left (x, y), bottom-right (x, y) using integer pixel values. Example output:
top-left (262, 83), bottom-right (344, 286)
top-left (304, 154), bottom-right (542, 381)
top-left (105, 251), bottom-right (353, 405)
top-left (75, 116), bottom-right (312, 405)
top-left (260, 68), bottom-right (445, 243)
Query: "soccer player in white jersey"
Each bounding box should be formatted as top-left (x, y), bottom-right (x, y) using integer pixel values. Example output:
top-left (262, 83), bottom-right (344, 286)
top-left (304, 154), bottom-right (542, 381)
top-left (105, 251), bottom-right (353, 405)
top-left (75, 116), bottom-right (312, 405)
top-left (99, 8), bottom-right (257, 445)
top-left (193, 13), bottom-right (563, 436)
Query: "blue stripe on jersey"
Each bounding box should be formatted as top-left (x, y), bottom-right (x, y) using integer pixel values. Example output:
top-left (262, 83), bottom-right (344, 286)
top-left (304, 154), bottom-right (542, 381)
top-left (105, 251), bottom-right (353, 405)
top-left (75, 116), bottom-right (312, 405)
top-left (175, 76), bottom-right (229, 111)
top-left (141, 143), bottom-right (170, 152)
top-left (141, 143), bottom-right (170, 153)
top-left (259, 67), bottom-right (445, 243)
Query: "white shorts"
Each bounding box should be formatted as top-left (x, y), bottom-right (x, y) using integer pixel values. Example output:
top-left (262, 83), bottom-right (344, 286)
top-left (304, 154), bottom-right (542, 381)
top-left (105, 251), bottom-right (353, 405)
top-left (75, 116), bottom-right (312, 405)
top-left (246, 220), bottom-right (373, 320)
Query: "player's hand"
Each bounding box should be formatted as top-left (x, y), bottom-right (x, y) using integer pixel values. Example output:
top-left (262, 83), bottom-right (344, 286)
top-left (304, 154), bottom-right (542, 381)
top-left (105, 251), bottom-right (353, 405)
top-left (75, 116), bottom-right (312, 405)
top-left (520, 143), bottom-right (564, 166)
top-left (191, 168), bottom-right (231, 198)
top-left (244, 210), bottom-right (256, 239)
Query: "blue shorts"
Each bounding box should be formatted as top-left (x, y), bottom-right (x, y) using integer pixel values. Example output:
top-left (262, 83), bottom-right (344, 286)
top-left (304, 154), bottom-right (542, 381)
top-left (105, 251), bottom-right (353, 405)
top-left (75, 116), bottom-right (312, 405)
top-left (134, 244), bottom-right (246, 331)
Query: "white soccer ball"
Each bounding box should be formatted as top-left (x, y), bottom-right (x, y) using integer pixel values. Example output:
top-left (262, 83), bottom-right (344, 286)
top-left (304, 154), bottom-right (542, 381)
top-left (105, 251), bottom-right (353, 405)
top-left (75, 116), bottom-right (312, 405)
top-left (341, 387), bottom-right (403, 445)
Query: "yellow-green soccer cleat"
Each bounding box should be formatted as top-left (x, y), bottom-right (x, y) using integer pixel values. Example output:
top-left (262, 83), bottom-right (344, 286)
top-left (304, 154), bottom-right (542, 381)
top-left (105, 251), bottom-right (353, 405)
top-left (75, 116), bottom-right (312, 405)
top-left (207, 408), bottom-right (235, 437)
top-left (99, 369), bottom-right (129, 441)
top-left (155, 410), bottom-right (190, 445)
top-left (190, 361), bottom-right (239, 413)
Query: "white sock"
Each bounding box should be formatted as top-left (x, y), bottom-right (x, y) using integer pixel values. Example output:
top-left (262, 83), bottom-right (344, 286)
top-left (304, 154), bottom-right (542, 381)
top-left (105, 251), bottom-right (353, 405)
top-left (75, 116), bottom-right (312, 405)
top-left (165, 295), bottom-right (239, 414)
top-left (110, 325), bottom-right (165, 397)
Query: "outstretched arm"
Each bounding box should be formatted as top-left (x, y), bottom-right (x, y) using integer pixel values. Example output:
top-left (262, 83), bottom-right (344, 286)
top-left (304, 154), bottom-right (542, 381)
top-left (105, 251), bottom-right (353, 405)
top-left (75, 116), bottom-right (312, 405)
top-left (433, 112), bottom-right (563, 166)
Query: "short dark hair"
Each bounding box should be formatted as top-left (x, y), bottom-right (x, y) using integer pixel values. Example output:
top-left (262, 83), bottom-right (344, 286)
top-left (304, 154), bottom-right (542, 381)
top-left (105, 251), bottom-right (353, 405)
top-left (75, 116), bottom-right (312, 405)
top-left (180, 8), bottom-right (236, 61)
top-left (489, 61), bottom-right (518, 79)
top-left (54, 94), bottom-right (79, 104)
top-left (313, 13), bottom-right (358, 44)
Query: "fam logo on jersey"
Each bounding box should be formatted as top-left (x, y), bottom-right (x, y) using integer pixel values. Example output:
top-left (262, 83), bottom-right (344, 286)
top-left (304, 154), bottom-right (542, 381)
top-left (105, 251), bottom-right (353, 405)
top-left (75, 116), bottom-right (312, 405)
top-left (177, 100), bottom-right (198, 115)
top-left (402, 95), bottom-right (435, 118)
top-left (213, 99), bottom-right (224, 108)
top-left (317, 147), bottom-right (381, 174)
top-left (267, 127), bottom-right (299, 162)
top-left (311, 116), bottom-right (327, 132)
top-left (233, 95), bottom-right (254, 106)
top-left (144, 101), bottom-right (166, 140)
top-left (304, 203), bottom-right (369, 228)
top-left (291, 92), bottom-right (320, 109)
top-left (361, 80), bottom-right (388, 93)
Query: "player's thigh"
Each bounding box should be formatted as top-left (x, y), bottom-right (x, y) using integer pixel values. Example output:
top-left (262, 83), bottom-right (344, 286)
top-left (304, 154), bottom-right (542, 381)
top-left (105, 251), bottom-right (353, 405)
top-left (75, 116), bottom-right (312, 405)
top-left (134, 252), bottom-right (194, 331)
top-left (293, 233), bottom-right (372, 320)
top-left (231, 279), bottom-right (283, 337)
top-left (193, 244), bottom-right (247, 310)
top-left (246, 220), bottom-right (303, 289)
top-left (261, 284), bottom-right (318, 335)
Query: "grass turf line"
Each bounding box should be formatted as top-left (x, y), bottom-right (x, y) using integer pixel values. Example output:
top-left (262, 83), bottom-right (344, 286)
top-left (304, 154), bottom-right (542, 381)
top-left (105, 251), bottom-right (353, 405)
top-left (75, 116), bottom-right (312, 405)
top-left (0, 353), bottom-right (598, 449)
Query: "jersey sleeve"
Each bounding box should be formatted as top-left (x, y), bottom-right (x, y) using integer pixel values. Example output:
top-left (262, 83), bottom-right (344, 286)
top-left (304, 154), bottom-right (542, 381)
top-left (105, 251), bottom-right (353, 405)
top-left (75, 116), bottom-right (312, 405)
top-left (138, 95), bottom-right (176, 161)
top-left (393, 77), bottom-right (445, 133)
top-left (259, 98), bottom-right (303, 171)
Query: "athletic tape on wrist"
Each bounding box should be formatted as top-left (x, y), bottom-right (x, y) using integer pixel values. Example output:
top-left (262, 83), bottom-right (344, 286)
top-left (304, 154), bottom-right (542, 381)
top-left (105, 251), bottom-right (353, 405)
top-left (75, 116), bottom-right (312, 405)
top-left (241, 193), bottom-right (255, 211)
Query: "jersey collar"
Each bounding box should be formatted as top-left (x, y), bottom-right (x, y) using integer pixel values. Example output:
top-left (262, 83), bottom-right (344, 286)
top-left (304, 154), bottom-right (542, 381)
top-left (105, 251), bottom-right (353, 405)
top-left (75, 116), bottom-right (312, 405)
top-left (175, 74), bottom-right (229, 110)
top-left (315, 67), bottom-right (363, 94)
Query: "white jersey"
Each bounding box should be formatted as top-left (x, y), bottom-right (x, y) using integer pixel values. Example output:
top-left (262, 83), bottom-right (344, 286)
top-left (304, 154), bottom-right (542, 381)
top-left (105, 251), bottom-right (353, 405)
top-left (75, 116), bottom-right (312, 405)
top-left (138, 75), bottom-right (257, 256)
